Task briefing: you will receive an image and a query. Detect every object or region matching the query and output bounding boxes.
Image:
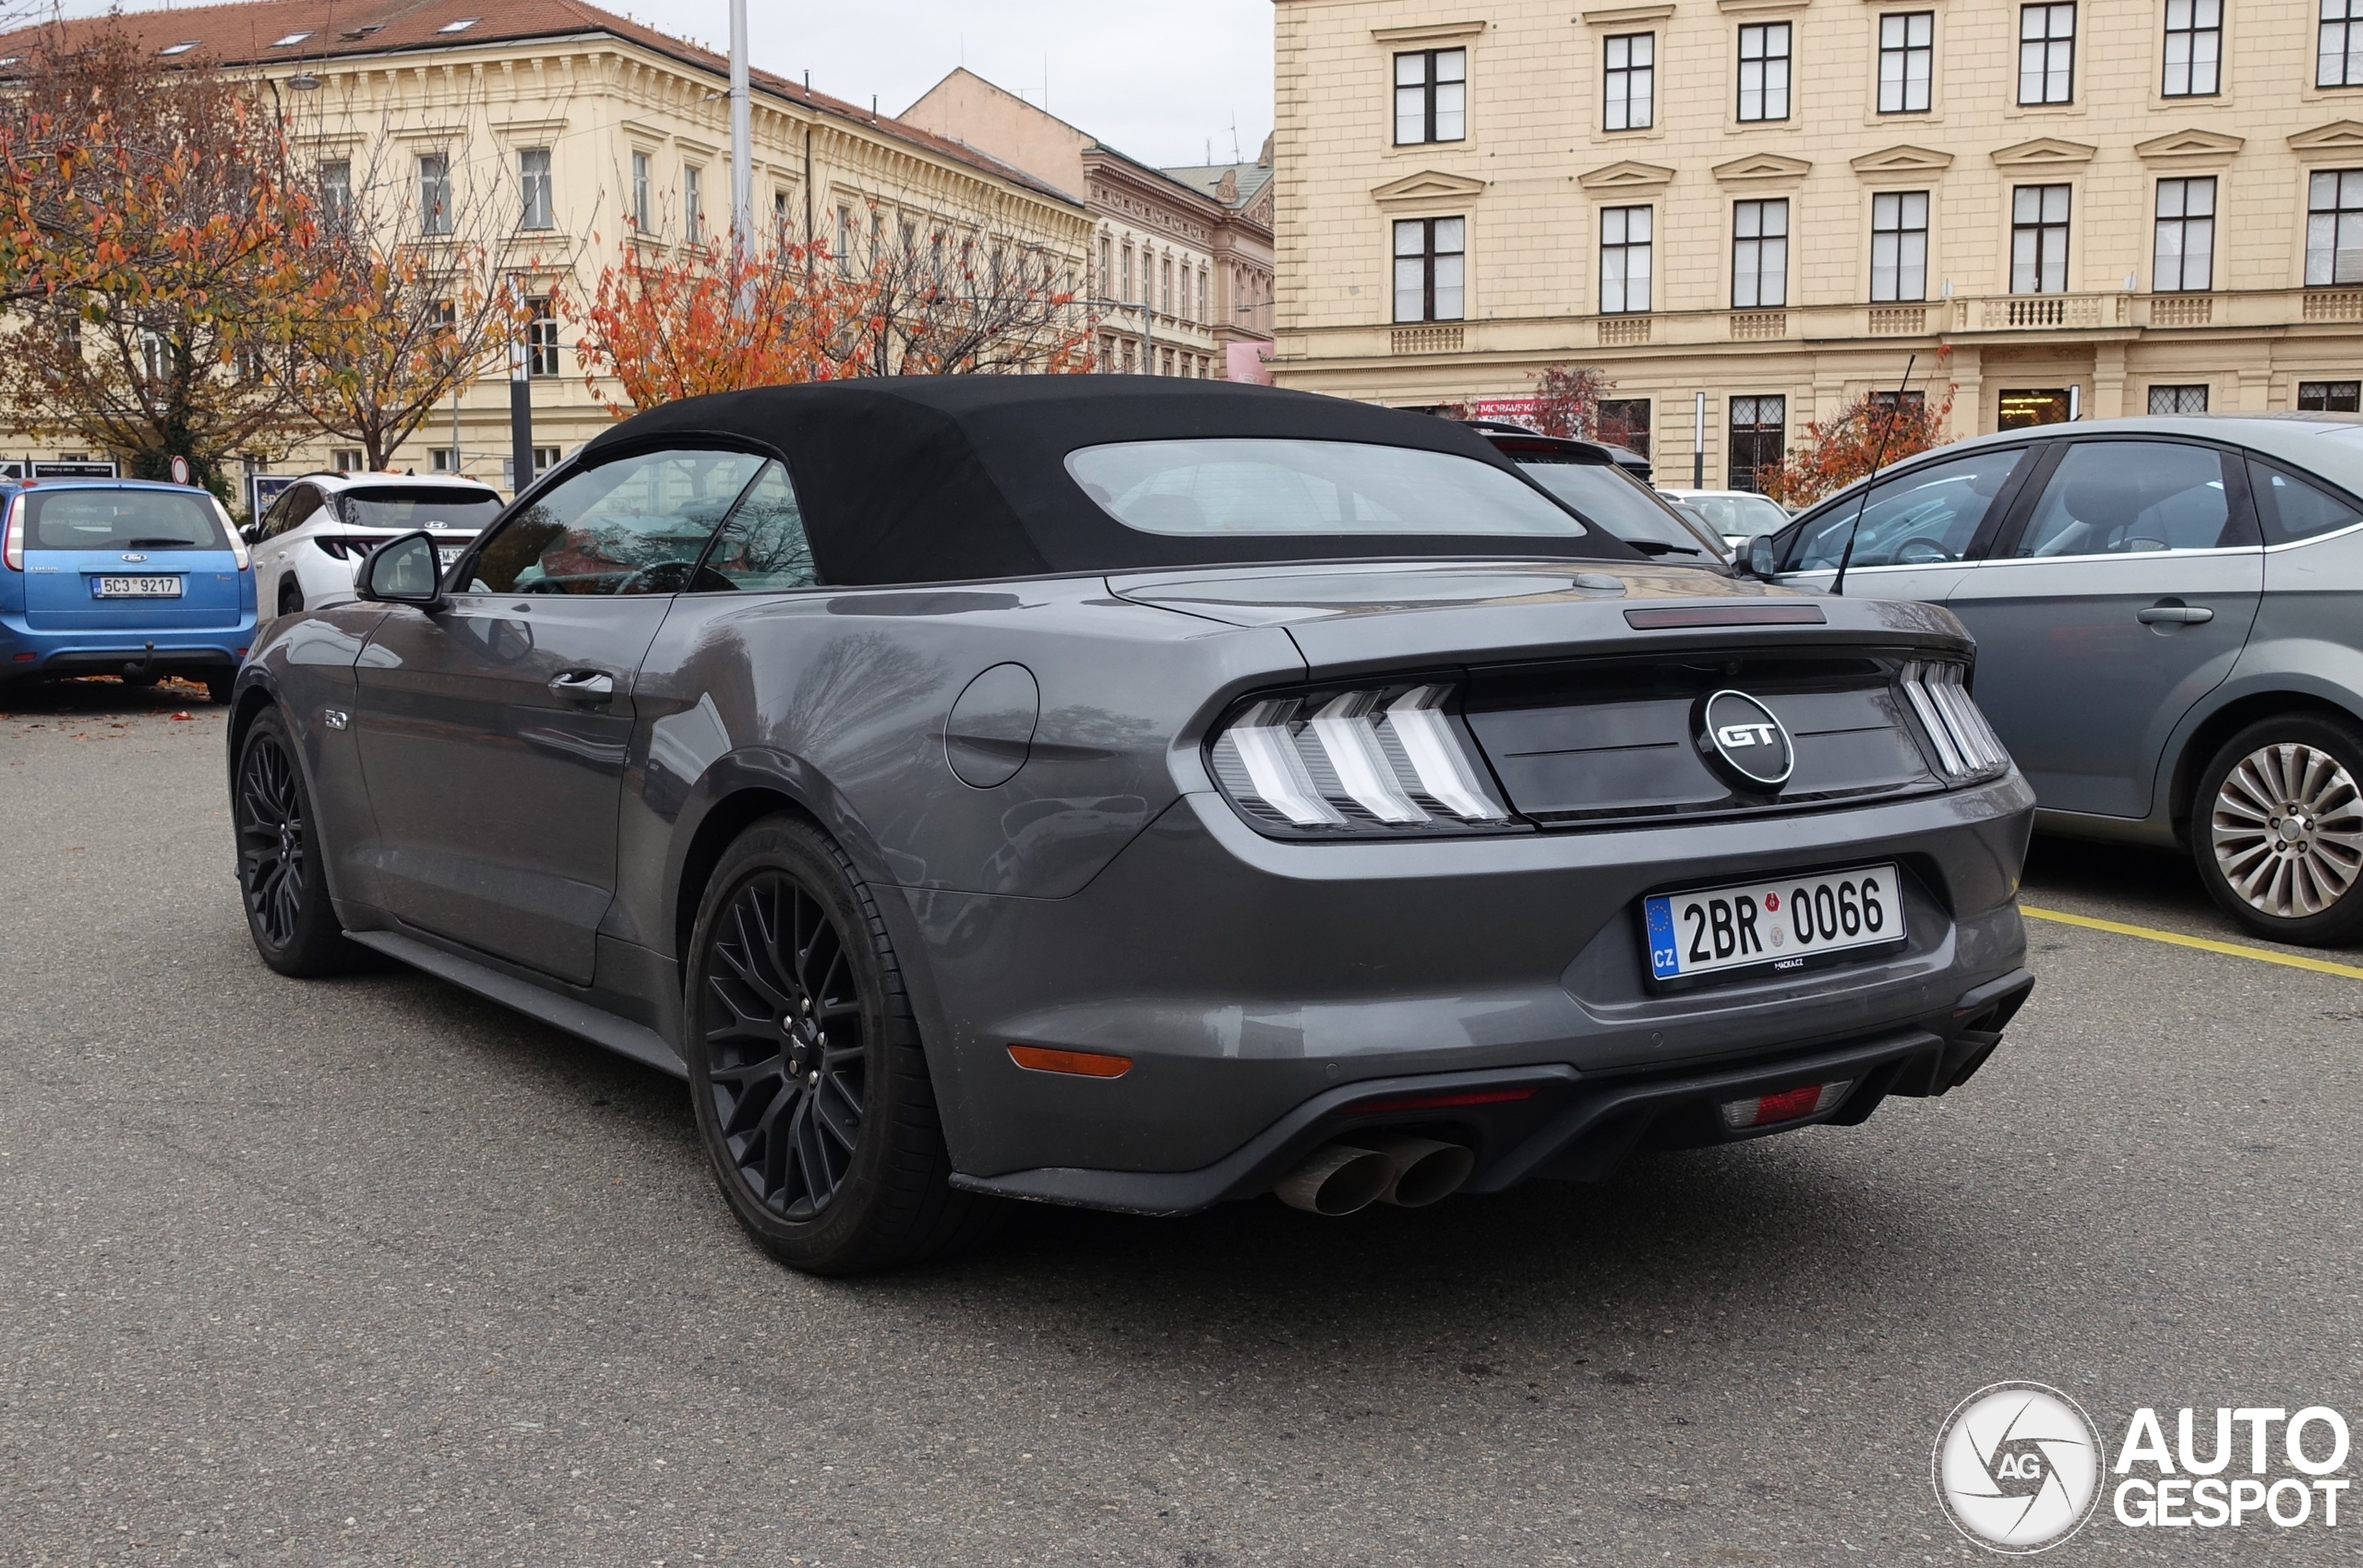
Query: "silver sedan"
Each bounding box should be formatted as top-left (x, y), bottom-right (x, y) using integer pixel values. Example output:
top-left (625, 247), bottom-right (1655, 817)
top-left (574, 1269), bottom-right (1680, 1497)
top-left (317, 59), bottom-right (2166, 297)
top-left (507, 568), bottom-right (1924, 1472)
top-left (1755, 414), bottom-right (2363, 947)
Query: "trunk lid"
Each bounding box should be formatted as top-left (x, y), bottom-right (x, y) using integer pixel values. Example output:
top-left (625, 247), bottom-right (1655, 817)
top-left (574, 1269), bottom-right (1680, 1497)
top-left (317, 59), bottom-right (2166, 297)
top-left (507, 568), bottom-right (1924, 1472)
top-left (21, 549), bottom-right (247, 630)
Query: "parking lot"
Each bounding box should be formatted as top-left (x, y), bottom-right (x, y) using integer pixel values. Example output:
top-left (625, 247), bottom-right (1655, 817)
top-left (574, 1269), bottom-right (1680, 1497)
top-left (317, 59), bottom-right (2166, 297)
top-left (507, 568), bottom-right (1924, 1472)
top-left (5, 681), bottom-right (2358, 1565)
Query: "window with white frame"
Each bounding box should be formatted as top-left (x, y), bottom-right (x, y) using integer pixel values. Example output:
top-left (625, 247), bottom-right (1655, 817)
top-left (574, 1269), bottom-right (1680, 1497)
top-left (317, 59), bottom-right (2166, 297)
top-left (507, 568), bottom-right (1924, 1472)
top-left (2010, 185), bottom-right (2071, 293)
top-left (683, 165), bottom-right (703, 244)
top-left (2148, 385), bottom-right (2209, 413)
top-left (1393, 217), bottom-right (1465, 321)
top-left (527, 297), bottom-right (559, 377)
top-left (2163, 0), bottom-right (2222, 96)
top-left (419, 152), bottom-right (452, 235)
top-left (630, 150), bottom-right (651, 231)
top-left (1600, 206), bottom-right (1651, 313)
top-left (519, 149), bottom-right (553, 231)
top-left (1871, 190), bottom-right (1929, 301)
top-left (319, 159), bottom-right (353, 227)
top-left (1394, 49), bottom-right (1467, 145)
top-left (1737, 24), bottom-right (1792, 121)
top-left (2153, 177), bottom-right (2215, 292)
top-left (2019, 4), bottom-right (2075, 104)
top-left (2307, 169), bottom-right (2363, 285)
top-left (1878, 13), bottom-right (1934, 114)
top-left (2323, 0), bottom-right (2363, 87)
top-left (1732, 199), bottom-right (1789, 308)
top-left (1604, 33), bottom-right (1654, 131)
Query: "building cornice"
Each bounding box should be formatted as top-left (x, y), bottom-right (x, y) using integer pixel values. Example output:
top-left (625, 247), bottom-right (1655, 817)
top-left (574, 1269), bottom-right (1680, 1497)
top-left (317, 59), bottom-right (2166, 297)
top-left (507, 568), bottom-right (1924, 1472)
top-left (1370, 169), bottom-right (1487, 207)
top-left (1851, 144), bottom-right (1956, 180)
top-left (2135, 127), bottom-right (2246, 165)
top-left (1371, 19), bottom-right (1489, 44)
top-left (1712, 152), bottom-right (1812, 185)
top-left (1990, 137), bottom-right (2098, 170)
top-left (1577, 160), bottom-right (1676, 194)
top-left (2288, 120), bottom-right (2363, 161)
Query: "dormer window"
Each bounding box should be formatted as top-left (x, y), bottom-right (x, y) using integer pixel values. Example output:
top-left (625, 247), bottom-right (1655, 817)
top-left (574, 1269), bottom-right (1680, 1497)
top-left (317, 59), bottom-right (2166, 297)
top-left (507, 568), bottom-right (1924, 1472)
top-left (437, 18), bottom-right (480, 33)
top-left (270, 31), bottom-right (313, 47)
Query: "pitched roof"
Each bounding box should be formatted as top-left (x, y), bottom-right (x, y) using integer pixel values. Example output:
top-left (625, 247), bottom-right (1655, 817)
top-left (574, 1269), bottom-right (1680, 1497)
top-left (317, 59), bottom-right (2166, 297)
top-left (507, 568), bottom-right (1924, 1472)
top-left (1159, 161), bottom-right (1275, 211)
top-left (0, 0), bottom-right (1082, 210)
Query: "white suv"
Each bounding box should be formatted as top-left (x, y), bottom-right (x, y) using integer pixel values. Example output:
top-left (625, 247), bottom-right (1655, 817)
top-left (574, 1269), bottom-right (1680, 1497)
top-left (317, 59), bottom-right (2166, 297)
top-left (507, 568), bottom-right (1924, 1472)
top-left (247, 473), bottom-right (506, 623)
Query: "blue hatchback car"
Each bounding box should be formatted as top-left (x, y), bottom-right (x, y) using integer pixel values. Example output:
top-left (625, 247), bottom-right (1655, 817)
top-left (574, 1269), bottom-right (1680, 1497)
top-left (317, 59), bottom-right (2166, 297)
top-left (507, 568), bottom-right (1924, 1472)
top-left (0, 478), bottom-right (255, 702)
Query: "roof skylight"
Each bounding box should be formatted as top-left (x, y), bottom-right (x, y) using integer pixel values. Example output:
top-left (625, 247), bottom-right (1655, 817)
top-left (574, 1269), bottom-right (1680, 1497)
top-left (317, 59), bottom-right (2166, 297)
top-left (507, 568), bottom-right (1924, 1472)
top-left (159, 41), bottom-right (199, 56)
top-left (436, 18), bottom-right (480, 33)
top-left (270, 31), bottom-right (314, 47)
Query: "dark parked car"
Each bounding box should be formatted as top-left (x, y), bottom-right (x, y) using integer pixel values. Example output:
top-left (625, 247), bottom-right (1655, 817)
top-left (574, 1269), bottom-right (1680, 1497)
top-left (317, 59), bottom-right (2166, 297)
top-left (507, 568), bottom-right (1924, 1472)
top-left (1758, 415), bottom-right (2363, 946)
top-left (230, 379), bottom-right (2034, 1273)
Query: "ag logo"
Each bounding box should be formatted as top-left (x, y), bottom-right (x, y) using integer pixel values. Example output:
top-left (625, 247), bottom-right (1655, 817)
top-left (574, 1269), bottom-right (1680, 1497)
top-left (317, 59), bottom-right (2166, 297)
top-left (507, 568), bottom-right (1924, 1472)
top-left (1934, 1382), bottom-right (2105, 1554)
top-left (1696, 688), bottom-right (1794, 792)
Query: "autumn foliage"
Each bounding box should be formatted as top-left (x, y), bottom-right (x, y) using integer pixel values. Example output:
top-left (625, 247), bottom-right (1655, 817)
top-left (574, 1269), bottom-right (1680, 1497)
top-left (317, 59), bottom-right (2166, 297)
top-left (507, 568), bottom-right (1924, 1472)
top-left (1756, 353), bottom-right (1958, 508)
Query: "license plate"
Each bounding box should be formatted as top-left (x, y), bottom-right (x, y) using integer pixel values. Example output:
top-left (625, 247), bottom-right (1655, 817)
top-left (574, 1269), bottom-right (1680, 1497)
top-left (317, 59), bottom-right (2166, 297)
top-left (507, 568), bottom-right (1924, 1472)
top-left (436, 545), bottom-right (464, 569)
top-left (1644, 864), bottom-right (1904, 982)
top-left (93, 575), bottom-right (182, 598)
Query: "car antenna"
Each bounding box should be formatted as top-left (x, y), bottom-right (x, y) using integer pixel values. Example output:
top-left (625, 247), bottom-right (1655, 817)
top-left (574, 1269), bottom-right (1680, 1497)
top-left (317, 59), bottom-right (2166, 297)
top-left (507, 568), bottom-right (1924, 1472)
top-left (1829, 353), bottom-right (1918, 597)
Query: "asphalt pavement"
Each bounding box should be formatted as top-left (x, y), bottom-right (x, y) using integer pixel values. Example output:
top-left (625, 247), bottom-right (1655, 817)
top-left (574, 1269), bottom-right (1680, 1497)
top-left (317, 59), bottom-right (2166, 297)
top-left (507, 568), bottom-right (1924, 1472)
top-left (4, 679), bottom-right (2359, 1565)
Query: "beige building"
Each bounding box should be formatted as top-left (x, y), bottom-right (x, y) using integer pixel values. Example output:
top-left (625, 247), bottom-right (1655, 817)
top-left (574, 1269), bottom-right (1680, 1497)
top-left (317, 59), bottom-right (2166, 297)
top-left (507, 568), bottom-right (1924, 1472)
top-left (1272, 0), bottom-right (2363, 485)
top-left (6, 0), bottom-right (1093, 495)
top-left (903, 69), bottom-right (1276, 380)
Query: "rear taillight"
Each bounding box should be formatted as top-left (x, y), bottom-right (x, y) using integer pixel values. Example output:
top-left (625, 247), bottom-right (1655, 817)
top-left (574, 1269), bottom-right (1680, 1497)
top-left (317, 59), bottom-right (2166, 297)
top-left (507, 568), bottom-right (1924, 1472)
top-left (1900, 661), bottom-right (2009, 785)
top-left (1720, 1081), bottom-right (1852, 1130)
top-left (1, 491), bottom-right (22, 570)
top-left (1209, 681), bottom-right (1512, 836)
top-left (212, 497), bottom-right (249, 570)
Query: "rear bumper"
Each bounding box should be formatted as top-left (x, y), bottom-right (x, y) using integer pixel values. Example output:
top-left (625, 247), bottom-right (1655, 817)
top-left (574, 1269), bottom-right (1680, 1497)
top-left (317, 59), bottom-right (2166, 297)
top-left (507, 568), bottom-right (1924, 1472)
top-left (0, 619), bottom-right (253, 676)
top-left (952, 968), bottom-right (2032, 1216)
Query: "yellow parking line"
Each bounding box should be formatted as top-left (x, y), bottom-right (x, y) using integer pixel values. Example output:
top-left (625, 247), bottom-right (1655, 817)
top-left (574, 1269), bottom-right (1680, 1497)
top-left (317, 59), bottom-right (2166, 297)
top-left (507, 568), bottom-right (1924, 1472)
top-left (2021, 905), bottom-right (2363, 982)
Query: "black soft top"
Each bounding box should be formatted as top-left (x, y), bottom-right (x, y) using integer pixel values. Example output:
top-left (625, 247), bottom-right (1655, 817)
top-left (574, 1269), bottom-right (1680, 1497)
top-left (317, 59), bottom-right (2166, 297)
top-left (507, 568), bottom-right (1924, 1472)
top-left (576, 377), bottom-right (1641, 585)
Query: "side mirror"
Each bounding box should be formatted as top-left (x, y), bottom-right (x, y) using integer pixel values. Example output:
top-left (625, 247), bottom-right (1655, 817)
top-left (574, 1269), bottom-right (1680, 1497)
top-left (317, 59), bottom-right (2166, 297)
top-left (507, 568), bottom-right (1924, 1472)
top-left (1745, 535), bottom-right (1779, 580)
top-left (355, 531), bottom-right (446, 608)
top-left (238, 523), bottom-right (259, 545)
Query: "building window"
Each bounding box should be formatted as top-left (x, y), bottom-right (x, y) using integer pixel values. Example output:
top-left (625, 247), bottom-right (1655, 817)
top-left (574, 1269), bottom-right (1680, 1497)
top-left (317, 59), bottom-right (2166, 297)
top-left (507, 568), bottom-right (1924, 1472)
top-left (835, 206), bottom-right (854, 271)
top-left (1732, 198), bottom-right (1789, 308)
top-left (1604, 33), bottom-right (1655, 131)
top-left (320, 159), bottom-right (353, 226)
top-left (332, 449), bottom-right (363, 473)
top-left (519, 148), bottom-right (553, 231)
top-left (1729, 395), bottom-right (1786, 492)
top-left (630, 151), bottom-right (651, 231)
top-left (1600, 205), bottom-right (1652, 313)
top-left (2019, 4), bottom-right (2075, 105)
top-left (527, 297), bottom-right (558, 377)
top-left (1098, 236), bottom-right (1112, 297)
top-left (2164, 0), bottom-right (2222, 96)
top-left (1737, 23), bottom-right (1792, 121)
top-left (1122, 244), bottom-right (1135, 304)
top-left (1394, 49), bottom-right (1467, 145)
top-left (431, 447), bottom-right (460, 473)
top-left (2322, 0), bottom-right (2363, 88)
top-left (2153, 177), bottom-right (2215, 292)
top-left (420, 152), bottom-right (452, 235)
top-left (2307, 170), bottom-right (2363, 285)
top-left (683, 165), bottom-right (703, 244)
top-left (2149, 384), bottom-right (2210, 413)
top-left (1878, 13), bottom-right (1934, 114)
top-left (1198, 266), bottom-right (1210, 323)
top-left (1599, 398), bottom-right (1651, 459)
top-left (1870, 190), bottom-right (1929, 302)
top-left (1161, 256), bottom-right (1174, 316)
top-left (1392, 216), bottom-right (1465, 322)
top-left (2301, 380), bottom-right (2362, 411)
top-left (2010, 184), bottom-right (2071, 294)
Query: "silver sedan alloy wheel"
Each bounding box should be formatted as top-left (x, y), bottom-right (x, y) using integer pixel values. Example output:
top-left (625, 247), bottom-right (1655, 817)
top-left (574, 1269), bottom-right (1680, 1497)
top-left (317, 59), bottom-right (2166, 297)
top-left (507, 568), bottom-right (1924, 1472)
top-left (2210, 742), bottom-right (2363, 919)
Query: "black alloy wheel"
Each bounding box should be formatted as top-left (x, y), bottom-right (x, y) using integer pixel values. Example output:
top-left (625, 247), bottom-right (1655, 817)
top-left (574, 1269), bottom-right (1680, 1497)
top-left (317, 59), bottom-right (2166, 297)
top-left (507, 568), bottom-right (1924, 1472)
top-left (234, 712), bottom-right (359, 976)
top-left (2193, 712), bottom-right (2363, 948)
top-left (684, 815), bottom-right (998, 1274)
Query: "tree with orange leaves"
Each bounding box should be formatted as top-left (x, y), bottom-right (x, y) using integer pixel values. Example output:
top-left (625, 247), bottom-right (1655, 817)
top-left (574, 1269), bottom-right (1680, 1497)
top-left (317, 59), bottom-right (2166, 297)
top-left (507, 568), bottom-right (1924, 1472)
top-left (1756, 352), bottom-right (1958, 509)
top-left (0, 25), bottom-right (318, 494)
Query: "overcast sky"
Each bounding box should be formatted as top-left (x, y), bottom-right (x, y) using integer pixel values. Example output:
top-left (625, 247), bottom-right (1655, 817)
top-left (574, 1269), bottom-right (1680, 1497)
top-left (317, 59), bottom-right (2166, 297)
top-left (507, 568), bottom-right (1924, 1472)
top-left (54, 0), bottom-right (1277, 169)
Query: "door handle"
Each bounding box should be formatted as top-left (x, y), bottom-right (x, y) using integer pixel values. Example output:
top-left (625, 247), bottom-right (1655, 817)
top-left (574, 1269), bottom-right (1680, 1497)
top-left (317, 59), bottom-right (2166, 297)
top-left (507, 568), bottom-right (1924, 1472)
top-left (547, 669), bottom-right (616, 703)
top-left (2138, 603), bottom-right (2213, 625)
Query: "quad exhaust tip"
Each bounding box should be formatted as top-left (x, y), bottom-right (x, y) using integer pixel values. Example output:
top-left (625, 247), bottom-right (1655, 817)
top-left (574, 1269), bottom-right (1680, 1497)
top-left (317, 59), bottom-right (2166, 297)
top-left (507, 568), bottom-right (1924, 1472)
top-left (1273, 1135), bottom-right (1476, 1215)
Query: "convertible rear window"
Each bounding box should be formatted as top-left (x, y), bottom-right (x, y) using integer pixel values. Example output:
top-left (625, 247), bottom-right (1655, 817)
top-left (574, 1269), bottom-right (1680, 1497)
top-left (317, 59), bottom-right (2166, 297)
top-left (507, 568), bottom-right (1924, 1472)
top-left (337, 486), bottom-right (503, 533)
top-left (23, 488), bottom-right (227, 551)
top-left (1067, 439), bottom-right (1587, 538)
top-left (1511, 459), bottom-right (1715, 557)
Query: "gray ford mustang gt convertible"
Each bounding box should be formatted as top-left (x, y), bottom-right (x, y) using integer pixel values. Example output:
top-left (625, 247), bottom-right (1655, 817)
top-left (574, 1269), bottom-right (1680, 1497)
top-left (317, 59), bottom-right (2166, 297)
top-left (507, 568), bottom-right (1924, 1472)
top-left (227, 378), bottom-right (2035, 1274)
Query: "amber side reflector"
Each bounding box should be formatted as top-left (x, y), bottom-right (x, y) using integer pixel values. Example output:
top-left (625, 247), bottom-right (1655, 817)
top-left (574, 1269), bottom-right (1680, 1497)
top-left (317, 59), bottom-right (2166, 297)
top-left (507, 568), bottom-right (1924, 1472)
top-left (1352, 1085), bottom-right (1539, 1115)
top-left (1008, 1044), bottom-right (1133, 1079)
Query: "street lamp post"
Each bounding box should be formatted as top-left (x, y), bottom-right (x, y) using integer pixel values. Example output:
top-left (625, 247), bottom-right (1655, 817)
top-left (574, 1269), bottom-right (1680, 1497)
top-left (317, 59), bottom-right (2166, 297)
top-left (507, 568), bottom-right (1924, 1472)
top-left (728, 0), bottom-right (752, 276)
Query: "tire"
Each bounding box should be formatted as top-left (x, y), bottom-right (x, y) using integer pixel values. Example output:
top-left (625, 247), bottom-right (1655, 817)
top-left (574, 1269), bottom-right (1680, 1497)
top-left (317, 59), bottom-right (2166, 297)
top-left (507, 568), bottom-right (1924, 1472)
top-left (234, 710), bottom-right (364, 976)
top-left (277, 576), bottom-right (304, 618)
top-left (2193, 712), bottom-right (2363, 947)
top-left (682, 814), bottom-right (999, 1274)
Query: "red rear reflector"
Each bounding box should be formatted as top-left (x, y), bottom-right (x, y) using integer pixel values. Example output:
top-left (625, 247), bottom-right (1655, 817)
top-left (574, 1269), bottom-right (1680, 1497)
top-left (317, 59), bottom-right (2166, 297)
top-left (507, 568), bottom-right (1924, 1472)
top-left (1007, 1044), bottom-right (1132, 1079)
top-left (1720, 1081), bottom-right (1852, 1130)
top-left (1354, 1085), bottom-right (1539, 1115)
top-left (11, 652), bottom-right (31, 662)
